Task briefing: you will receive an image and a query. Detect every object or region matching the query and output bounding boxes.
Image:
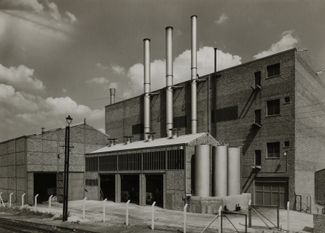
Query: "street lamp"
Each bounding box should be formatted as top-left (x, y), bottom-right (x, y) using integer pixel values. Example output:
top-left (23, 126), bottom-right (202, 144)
top-left (62, 115), bottom-right (72, 221)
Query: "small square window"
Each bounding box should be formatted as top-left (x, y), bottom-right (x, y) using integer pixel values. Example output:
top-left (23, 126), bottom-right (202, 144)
top-left (267, 142), bottom-right (280, 158)
top-left (255, 150), bottom-right (262, 166)
top-left (284, 96), bottom-right (290, 103)
top-left (255, 71), bottom-right (261, 86)
top-left (267, 99), bottom-right (280, 116)
top-left (284, 141), bottom-right (290, 147)
top-left (255, 109), bottom-right (261, 125)
top-left (267, 63), bottom-right (280, 77)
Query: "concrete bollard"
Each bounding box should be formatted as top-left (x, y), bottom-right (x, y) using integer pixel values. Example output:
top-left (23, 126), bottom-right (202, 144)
top-left (151, 201), bottom-right (156, 230)
top-left (125, 200), bottom-right (130, 226)
top-left (21, 193), bottom-right (26, 208)
top-left (9, 193), bottom-right (13, 208)
top-left (218, 206), bottom-right (223, 233)
top-left (34, 194), bottom-right (39, 209)
top-left (102, 198), bottom-right (107, 222)
top-left (183, 203), bottom-right (188, 233)
top-left (82, 197), bottom-right (87, 220)
top-left (48, 195), bottom-right (53, 209)
top-left (287, 201), bottom-right (290, 232)
top-left (0, 192), bottom-right (5, 207)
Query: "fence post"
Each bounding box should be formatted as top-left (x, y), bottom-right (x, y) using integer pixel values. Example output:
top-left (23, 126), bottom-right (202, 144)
top-left (287, 201), bottom-right (290, 232)
top-left (126, 200), bottom-right (130, 226)
top-left (277, 204), bottom-right (280, 229)
top-left (9, 193), bottom-right (13, 208)
top-left (34, 194), bottom-right (39, 210)
top-left (82, 197), bottom-right (87, 219)
top-left (48, 195), bottom-right (53, 209)
top-left (218, 206), bottom-right (222, 233)
top-left (183, 203), bottom-right (188, 233)
top-left (248, 200), bottom-right (252, 228)
top-left (0, 192), bottom-right (5, 207)
top-left (21, 193), bottom-right (26, 208)
top-left (103, 198), bottom-right (107, 222)
top-left (151, 201), bottom-right (156, 230)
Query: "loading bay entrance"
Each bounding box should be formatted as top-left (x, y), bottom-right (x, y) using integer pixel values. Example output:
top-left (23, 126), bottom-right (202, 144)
top-left (255, 181), bottom-right (288, 208)
top-left (146, 174), bottom-right (163, 207)
top-left (121, 174), bottom-right (139, 204)
top-left (100, 174), bottom-right (115, 201)
top-left (34, 173), bottom-right (56, 203)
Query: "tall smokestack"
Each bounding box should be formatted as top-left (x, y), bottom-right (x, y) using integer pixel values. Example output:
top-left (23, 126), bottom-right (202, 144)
top-left (109, 88), bottom-right (116, 104)
top-left (166, 26), bottom-right (173, 138)
top-left (191, 15), bottom-right (198, 134)
top-left (143, 38), bottom-right (151, 141)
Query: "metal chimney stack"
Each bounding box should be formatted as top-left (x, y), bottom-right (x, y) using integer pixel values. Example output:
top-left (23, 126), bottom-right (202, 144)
top-left (109, 88), bottom-right (116, 105)
top-left (191, 15), bottom-right (198, 134)
top-left (166, 26), bottom-right (174, 138)
top-left (143, 38), bottom-right (151, 141)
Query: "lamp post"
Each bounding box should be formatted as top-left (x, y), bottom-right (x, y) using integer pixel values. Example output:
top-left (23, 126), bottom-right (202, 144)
top-left (63, 115), bottom-right (72, 221)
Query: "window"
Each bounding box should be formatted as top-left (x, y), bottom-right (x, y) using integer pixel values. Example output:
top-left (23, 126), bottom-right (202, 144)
top-left (143, 151), bottom-right (166, 170)
top-left (267, 99), bottom-right (280, 116)
top-left (255, 71), bottom-right (261, 86)
top-left (86, 157), bottom-right (98, 171)
top-left (132, 123), bottom-right (143, 135)
top-left (284, 141), bottom-right (290, 147)
top-left (267, 63), bottom-right (280, 77)
top-left (255, 109), bottom-right (261, 125)
top-left (99, 155), bottom-right (117, 171)
top-left (167, 150), bottom-right (184, 169)
top-left (284, 96), bottom-right (290, 104)
top-left (255, 150), bottom-right (262, 166)
top-left (213, 106), bottom-right (238, 122)
top-left (267, 142), bottom-right (280, 158)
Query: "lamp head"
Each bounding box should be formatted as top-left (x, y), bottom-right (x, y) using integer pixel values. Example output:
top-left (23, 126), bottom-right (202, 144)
top-left (66, 115), bottom-right (73, 126)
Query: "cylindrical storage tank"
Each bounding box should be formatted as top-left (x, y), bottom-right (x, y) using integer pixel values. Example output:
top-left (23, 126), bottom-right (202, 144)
top-left (228, 147), bottom-right (241, 195)
top-left (194, 145), bottom-right (210, 197)
top-left (213, 145), bottom-right (228, 197)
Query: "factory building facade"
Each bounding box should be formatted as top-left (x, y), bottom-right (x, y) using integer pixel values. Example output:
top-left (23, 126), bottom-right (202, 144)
top-left (0, 122), bottom-right (107, 205)
top-left (100, 48), bottom-right (325, 212)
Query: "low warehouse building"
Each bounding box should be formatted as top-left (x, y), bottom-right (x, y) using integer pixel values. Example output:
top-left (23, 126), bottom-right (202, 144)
top-left (0, 122), bottom-right (108, 205)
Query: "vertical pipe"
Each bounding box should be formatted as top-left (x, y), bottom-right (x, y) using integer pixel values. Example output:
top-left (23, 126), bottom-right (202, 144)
top-left (191, 15), bottom-right (197, 134)
top-left (109, 88), bottom-right (116, 105)
top-left (214, 48), bottom-right (218, 73)
top-left (143, 39), bottom-right (151, 140)
top-left (166, 26), bottom-right (173, 138)
top-left (213, 146), bottom-right (228, 197)
top-left (228, 147), bottom-right (241, 195)
top-left (195, 145), bottom-right (210, 197)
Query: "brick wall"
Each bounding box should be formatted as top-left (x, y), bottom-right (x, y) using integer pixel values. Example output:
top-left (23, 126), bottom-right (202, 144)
top-left (314, 214), bottom-right (325, 233)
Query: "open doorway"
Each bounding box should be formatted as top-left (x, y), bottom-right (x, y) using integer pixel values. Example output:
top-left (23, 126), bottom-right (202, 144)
top-left (100, 174), bottom-right (115, 201)
top-left (121, 174), bottom-right (139, 204)
top-left (34, 173), bottom-right (56, 203)
top-left (146, 174), bottom-right (163, 207)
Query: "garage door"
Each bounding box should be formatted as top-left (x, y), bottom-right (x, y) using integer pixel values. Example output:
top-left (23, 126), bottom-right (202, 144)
top-left (255, 182), bottom-right (288, 208)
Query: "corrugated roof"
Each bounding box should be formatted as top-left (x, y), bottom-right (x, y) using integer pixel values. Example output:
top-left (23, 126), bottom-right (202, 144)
top-left (88, 132), bottom-right (219, 154)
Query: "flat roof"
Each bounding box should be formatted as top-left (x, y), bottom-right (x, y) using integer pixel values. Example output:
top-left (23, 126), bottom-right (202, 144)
top-left (88, 132), bottom-right (219, 154)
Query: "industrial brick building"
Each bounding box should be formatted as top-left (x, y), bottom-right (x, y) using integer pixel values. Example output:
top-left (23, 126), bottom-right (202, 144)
top-left (0, 122), bottom-right (108, 205)
top-left (95, 47), bottom-right (325, 212)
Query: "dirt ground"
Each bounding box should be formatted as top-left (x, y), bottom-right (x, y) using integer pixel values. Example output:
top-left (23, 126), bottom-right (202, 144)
top-left (0, 200), bottom-right (314, 233)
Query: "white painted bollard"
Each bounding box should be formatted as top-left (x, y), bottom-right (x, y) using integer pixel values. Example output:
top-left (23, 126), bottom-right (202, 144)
top-left (82, 197), bottom-right (87, 220)
top-left (0, 192), bottom-right (5, 207)
top-left (151, 201), bottom-right (156, 230)
top-left (9, 193), bottom-right (13, 208)
top-left (218, 206), bottom-right (223, 233)
top-left (287, 201), bottom-right (290, 232)
top-left (102, 198), bottom-right (107, 222)
top-left (34, 194), bottom-right (39, 209)
top-left (48, 195), bottom-right (53, 209)
top-left (125, 200), bottom-right (130, 226)
top-left (183, 203), bottom-right (188, 233)
top-left (21, 193), bottom-right (26, 208)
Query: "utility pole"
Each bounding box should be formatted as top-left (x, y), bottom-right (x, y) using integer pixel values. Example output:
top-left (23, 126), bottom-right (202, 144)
top-left (62, 115), bottom-right (72, 222)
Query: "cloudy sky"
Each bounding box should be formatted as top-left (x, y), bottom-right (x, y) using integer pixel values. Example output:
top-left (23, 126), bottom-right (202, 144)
top-left (0, 0), bottom-right (324, 141)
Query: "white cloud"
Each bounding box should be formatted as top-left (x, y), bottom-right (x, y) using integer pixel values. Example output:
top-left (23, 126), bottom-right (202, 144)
top-left (65, 11), bottom-right (77, 24)
top-left (111, 65), bottom-right (126, 75)
top-left (126, 47), bottom-right (242, 96)
top-left (96, 62), bottom-right (109, 70)
top-left (0, 64), bottom-right (45, 92)
top-left (1, 0), bottom-right (44, 12)
top-left (215, 13), bottom-right (229, 25)
top-left (253, 30), bottom-right (298, 59)
top-left (86, 77), bottom-right (109, 85)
